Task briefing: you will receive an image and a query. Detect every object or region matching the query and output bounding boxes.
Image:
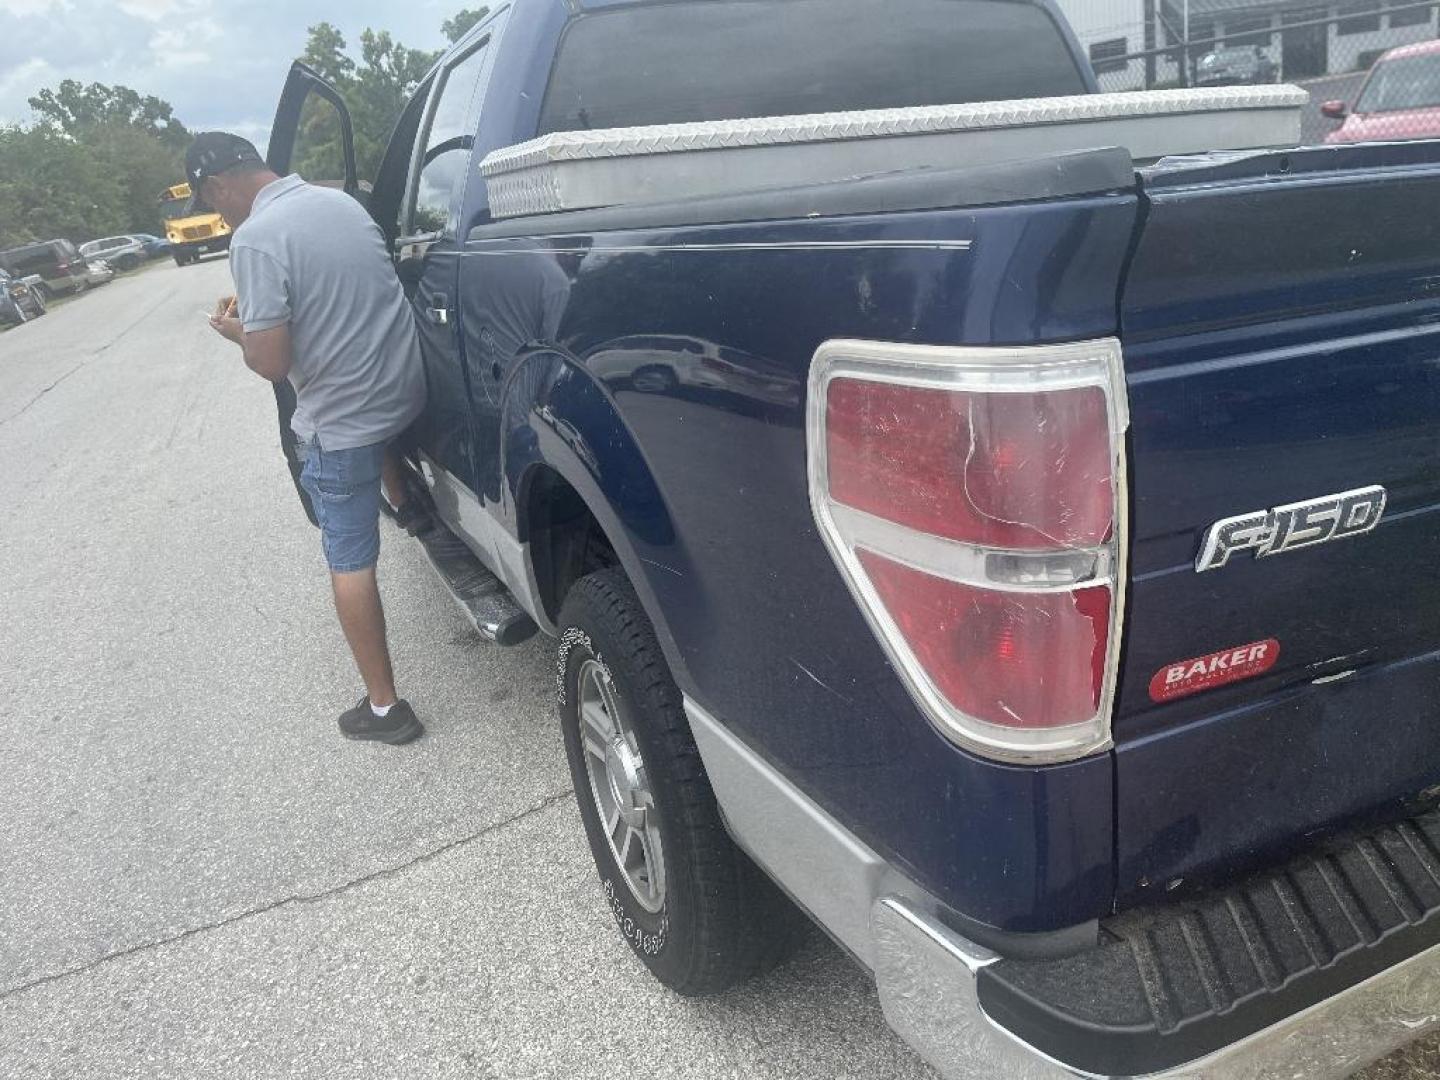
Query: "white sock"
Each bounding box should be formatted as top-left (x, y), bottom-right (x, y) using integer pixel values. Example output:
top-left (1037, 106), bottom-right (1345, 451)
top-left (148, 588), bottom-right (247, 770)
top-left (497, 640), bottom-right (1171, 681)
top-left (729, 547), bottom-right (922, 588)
top-left (371, 700), bottom-right (395, 717)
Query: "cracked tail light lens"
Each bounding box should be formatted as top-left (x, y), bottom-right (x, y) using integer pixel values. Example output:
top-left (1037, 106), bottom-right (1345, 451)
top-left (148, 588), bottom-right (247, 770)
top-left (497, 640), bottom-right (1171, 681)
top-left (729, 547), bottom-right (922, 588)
top-left (808, 339), bottom-right (1129, 763)
top-left (827, 381), bottom-right (1113, 549)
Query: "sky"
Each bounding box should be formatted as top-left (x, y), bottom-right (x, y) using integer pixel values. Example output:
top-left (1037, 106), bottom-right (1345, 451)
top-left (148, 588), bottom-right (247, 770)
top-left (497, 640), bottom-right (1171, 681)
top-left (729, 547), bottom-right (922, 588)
top-left (0, 0), bottom-right (462, 150)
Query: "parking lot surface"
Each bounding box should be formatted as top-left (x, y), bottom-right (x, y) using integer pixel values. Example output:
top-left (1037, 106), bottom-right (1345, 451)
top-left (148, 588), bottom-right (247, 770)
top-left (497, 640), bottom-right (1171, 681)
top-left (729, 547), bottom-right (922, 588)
top-left (0, 259), bottom-right (1431, 1078)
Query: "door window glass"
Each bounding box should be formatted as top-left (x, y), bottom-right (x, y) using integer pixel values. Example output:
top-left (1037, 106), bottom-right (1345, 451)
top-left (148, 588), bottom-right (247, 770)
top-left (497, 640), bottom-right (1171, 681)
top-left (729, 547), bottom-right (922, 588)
top-left (292, 93), bottom-right (350, 189)
top-left (409, 39), bottom-right (490, 235)
top-left (371, 75), bottom-right (435, 243)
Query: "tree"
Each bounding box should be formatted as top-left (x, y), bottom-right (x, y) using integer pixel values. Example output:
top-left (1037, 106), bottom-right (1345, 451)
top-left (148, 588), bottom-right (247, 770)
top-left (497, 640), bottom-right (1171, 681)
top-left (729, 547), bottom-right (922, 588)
top-left (28, 80), bottom-right (189, 148)
top-left (291, 19), bottom-right (445, 182)
top-left (350, 29), bottom-right (441, 178)
top-left (442, 7), bottom-right (489, 43)
top-left (1, 81), bottom-right (187, 247)
top-left (299, 22), bottom-right (355, 85)
top-left (0, 124), bottom-right (118, 246)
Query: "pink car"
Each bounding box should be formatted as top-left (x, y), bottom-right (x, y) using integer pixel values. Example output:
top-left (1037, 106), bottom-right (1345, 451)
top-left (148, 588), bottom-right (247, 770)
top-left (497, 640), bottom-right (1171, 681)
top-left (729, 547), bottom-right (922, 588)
top-left (1323, 40), bottom-right (1440, 143)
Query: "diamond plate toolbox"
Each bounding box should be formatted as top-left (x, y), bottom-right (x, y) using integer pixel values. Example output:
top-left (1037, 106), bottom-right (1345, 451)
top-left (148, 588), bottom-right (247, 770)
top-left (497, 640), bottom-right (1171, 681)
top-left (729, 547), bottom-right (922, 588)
top-left (479, 85), bottom-right (1307, 219)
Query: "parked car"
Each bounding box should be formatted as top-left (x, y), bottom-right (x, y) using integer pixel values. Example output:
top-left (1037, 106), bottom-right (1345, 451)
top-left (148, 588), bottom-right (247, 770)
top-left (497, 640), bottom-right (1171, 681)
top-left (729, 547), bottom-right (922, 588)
top-left (80, 260), bottom-right (115, 287)
top-left (1195, 44), bottom-right (1278, 86)
top-left (0, 268), bottom-right (46, 325)
top-left (1323, 39), bottom-right (1440, 143)
top-left (0, 238), bottom-right (88, 299)
top-left (129, 233), bottom-right (173, 259)
top-left (78, 235), bottom-right (146, 271)
top-left (259, 1), bottom-right (1440, 1076)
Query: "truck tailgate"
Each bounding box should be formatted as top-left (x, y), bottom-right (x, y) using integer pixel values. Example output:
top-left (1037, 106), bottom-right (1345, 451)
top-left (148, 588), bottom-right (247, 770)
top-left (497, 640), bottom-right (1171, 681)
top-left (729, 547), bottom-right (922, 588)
top-left (1116, 141), bottom-right (1440, 905)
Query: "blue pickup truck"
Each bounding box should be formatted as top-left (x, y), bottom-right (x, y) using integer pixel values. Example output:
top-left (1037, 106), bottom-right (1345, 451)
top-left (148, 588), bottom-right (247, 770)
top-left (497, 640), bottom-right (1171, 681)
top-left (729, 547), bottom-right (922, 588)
top-left (264, 1), bottom-right (1440, 1075)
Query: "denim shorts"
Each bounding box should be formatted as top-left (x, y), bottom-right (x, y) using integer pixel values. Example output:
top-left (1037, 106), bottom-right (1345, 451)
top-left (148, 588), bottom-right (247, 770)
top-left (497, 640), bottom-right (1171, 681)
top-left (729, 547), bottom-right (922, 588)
top-left (297, 439), bottom-right (386, 573)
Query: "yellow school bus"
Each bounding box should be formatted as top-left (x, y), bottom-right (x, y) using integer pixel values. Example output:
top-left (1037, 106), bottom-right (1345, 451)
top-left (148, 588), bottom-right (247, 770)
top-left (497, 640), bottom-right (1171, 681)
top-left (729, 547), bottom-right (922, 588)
top-left (158, 183), bottom-right (232, 266)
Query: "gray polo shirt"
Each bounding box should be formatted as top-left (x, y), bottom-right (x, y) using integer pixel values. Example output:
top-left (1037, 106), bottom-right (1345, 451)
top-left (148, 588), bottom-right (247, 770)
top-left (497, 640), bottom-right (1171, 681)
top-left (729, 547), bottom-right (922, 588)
top-left (230, 174), bottom-right (425, 451)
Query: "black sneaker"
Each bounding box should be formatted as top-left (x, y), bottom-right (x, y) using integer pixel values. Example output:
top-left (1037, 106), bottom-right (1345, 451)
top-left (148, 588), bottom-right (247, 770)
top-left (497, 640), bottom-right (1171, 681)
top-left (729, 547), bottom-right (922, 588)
top-left (338, 697), bottom-right (424, 744)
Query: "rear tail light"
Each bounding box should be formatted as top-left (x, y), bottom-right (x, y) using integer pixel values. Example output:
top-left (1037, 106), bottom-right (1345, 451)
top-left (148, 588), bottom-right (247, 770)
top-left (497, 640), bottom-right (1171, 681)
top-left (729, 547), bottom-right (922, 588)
top-left (808, 338), bottom-right (1129, 763)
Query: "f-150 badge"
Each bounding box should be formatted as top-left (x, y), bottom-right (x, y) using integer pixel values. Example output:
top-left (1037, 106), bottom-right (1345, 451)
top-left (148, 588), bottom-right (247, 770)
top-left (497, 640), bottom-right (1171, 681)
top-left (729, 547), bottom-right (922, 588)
top-left (1196, 485), bottom-right (1387, 572)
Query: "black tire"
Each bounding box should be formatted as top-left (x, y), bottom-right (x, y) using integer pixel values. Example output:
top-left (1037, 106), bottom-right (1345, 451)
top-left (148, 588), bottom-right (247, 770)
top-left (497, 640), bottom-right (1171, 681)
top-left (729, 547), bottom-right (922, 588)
top-left (173, 252), bottom-right (189, 267)
top-left (558, 568), bottom-right (803, 996)
top-left (631, 365), bottom-right (678, 394)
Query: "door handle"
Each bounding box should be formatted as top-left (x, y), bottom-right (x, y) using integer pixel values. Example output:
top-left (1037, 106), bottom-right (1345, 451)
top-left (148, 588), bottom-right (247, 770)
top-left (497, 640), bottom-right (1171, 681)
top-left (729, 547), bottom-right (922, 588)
top-left (426, 291), bottom-right (450, 326)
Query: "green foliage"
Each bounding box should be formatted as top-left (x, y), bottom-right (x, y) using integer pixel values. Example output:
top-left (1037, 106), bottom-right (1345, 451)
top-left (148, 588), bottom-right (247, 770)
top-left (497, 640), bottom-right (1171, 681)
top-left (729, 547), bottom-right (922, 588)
top-left (291, 9), bottom-right (486, 184)
top-left (0, 82), bottom-right (187, 248)
top-left (442, 7), bottom-right (490, 43)
top-left (29, 79), bottom-right (190, 148)
top-left (292, 21), bottom-right (442, 183)
top-left (351, 29), bottom-right (441, 179)
top-left (300, 21), bottom-right (355, 86)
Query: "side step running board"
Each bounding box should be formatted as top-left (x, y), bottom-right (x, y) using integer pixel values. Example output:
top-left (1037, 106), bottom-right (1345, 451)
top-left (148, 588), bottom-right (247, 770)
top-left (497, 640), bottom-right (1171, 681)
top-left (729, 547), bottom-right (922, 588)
top-left (413, 520), bottom-right (538, 646)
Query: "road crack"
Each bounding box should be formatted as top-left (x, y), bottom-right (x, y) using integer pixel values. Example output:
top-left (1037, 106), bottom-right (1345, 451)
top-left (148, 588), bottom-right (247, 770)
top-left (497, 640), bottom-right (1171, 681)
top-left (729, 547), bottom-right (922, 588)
top-left (0, 789), bottom-right (575, 1002)
top-left (0, 287), bottom-right (179, 428)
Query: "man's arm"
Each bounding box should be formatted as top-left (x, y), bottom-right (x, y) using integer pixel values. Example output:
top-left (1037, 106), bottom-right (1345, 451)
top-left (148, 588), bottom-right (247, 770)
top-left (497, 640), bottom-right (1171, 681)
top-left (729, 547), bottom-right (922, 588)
top-left (208, 309), bottom-right (292, 382)
top-left (212, 242), bottom-right (294, 381)
top-left (241, 323), bottom-right (293, 382)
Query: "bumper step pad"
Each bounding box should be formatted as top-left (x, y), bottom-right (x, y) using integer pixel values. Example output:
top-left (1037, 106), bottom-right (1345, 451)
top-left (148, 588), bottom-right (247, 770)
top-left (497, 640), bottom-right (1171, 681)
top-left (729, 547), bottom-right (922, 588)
top-left (980, 806), bottom-right (1440, 1075)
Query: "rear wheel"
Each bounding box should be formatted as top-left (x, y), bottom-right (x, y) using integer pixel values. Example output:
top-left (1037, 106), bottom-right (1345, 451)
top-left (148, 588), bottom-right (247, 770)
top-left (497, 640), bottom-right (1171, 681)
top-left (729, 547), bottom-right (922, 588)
top-left (558, 568), bottom-right (803, 995)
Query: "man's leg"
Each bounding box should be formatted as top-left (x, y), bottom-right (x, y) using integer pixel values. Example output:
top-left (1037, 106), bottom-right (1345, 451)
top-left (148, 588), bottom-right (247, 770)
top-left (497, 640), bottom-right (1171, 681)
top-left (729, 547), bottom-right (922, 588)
top-left (380, 443), bottom-right (432, 534)
top-left (380, 446), bottom-right (408, 512)
top-left (331, 567), bottom-right (397, 707)
top-left (299, 440), bottom-right (423, 743)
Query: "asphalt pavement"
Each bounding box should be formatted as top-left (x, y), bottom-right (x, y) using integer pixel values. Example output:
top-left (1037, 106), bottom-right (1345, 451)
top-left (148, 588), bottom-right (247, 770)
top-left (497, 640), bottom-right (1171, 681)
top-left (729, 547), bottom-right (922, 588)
top-left (0, 258), bottom-right (1432, 1079)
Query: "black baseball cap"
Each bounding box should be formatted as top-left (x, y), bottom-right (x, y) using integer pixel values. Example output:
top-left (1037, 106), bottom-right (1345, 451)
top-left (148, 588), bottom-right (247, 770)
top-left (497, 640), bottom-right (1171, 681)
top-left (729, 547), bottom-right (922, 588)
top-left (185, 131), bottom-right (266, 192)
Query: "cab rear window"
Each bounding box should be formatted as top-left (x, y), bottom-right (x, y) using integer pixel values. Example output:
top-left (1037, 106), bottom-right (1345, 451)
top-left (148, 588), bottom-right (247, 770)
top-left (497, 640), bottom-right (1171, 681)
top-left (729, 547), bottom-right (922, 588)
top-left (538, 0), bottom-right (1089, 135)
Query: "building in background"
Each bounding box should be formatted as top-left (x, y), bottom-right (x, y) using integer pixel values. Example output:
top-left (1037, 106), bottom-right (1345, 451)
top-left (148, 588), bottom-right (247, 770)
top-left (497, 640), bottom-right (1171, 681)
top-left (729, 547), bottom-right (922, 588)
top-left (1057, 0), bottom-right (1439, 88)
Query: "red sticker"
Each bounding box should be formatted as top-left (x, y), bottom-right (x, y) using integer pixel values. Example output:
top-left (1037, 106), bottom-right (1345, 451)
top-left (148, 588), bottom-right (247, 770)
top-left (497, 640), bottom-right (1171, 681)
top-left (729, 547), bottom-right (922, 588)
top-left (1149, 639), bottom-right (1281, 703)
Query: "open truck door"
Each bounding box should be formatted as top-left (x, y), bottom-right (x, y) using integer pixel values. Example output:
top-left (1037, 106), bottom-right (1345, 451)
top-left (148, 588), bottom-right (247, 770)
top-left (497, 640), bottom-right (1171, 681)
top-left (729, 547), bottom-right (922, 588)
top-left (267, 61), bottom-right (359, 197)
top-left (263, 61), bottom-right (361, 527)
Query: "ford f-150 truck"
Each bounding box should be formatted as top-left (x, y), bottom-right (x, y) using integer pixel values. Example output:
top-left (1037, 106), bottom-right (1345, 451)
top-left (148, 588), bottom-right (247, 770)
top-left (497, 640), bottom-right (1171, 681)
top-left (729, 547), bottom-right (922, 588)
top-left (260, 1), bottom-right (1440, 1075)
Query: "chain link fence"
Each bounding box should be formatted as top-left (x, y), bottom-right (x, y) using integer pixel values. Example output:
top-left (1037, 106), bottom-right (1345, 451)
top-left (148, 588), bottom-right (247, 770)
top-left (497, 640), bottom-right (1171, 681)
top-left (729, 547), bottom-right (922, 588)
top-left (1056, 0), bottom-right (1440, 142)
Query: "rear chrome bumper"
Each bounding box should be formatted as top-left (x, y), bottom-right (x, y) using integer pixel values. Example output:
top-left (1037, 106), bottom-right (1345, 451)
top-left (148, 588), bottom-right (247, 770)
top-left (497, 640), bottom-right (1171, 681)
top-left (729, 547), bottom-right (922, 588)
top-left (874, 894), bottom-right (1440, 1079)
top-left (684, 696), bottom-right (1440, 1080)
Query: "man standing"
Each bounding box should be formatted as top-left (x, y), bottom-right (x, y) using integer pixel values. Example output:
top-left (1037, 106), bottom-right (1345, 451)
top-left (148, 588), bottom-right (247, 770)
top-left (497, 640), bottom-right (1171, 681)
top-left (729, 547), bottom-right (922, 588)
top-left (196, 131), bottom-right (427, 745)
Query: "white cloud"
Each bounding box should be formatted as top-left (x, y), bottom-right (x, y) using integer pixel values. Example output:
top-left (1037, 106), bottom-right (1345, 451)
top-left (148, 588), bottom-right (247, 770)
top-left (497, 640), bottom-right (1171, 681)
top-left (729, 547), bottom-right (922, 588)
top-left (150, 13), bottom-right (218, 66)
top-left (0, 55), bottom-right (47, 98)
top-left (116, 0), bottom-right (190, 21)
top-left (0, 0), bottom-right (70, 15)
top-left (0, 0), bottom-right (451, 138)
